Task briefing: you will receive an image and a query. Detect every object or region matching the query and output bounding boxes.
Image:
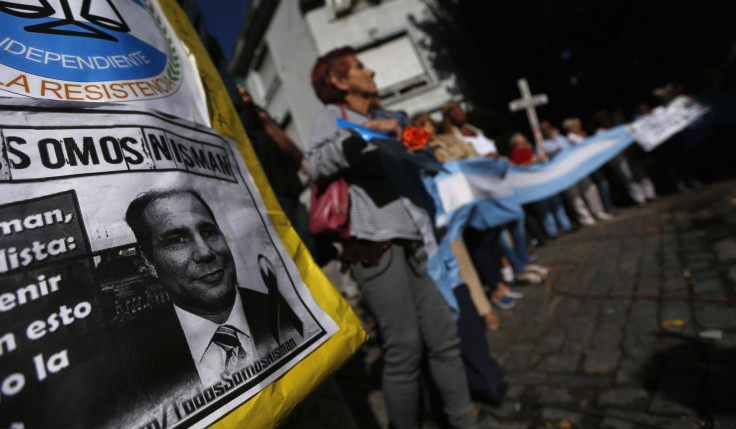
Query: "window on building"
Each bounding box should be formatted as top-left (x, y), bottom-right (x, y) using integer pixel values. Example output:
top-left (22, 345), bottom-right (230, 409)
top-left (255, 48), bottom-right (282, 105)
top-left (357, 34), bottom-right (430, 101)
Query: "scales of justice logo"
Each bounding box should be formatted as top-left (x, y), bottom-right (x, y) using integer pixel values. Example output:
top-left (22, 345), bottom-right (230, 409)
top-left (0, 0), bottom-right (131, 42)
top-left (0, 0), bottom-right (180, 99)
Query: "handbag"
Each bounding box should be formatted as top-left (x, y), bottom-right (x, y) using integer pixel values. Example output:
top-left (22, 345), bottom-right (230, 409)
top-left (307, 104), bottom-right (351, 240)
top-left (308, 177), bottom-right (351, 239)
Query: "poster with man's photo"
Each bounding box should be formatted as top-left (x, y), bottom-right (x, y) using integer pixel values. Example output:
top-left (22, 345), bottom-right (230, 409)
top-left (0, 98), bottom-right (339, 429)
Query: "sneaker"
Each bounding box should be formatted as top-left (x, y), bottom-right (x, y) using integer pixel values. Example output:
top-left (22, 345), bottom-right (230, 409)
top-left (597, 212), bottom-right (613, 220)
top-left (515, 270), bottom-right (542, 285)
top-left (492, 294), bottom-right (517, 310)
top-left (504, 288), bottom-right (524, 299)
top-left (525, 264), bottom-right (550, 280)
top-left (580, 217), bottom-right (596, 226)
top-left (501, 266), bottom-right (514, 283)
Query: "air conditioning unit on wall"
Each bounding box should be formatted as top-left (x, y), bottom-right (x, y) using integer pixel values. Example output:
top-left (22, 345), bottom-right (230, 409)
top-left (329, 0), bottom-right (353, 17)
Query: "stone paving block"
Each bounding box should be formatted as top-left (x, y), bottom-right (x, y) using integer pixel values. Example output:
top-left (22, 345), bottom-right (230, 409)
top-left (601, 412), bottom-right (701, 429)
top-left (599, 416), bottom-right (638, 429)
top-left (661, 254), bottom-right (680, 265)
top-left (596, 386), bottom-right (649, 409)
top-left (637, 261), bottom-right (660, 277)
top-left (570, 280), bottom-right (591, 294)
top-left (714, 238), bottom-right (736, 262)
top-left (555, 296), bottom-right (581, 316)
top-left (535, 330), bottom-right (565, 354)
top-left (591, 325), bottom-right (623, 348)
top-left (477, 415), bottom-right (525, 428)
top-left (536, 353), bottom-right (581, 372)
top-left (611, 278), bottom-right (635, 295)
top-left (660, 301), bottom-right (691, 327)
top-left (692, 277), bottom-right (724, 293)
top-left (598, 303), bottom-right (628, 327)
top-left (682, 258), bottom-right (711, 270)
top-left (693, 302), bottom-right (736, 329)
top-left (692, 278), bottom-right (727, 299)
top-left (482, 401), bottom-right (522, 420)
top-left (546, 374), bottom-right (609, 388)
top-left (626, 301), bottom-right (658, 331)
top-left (661, 275), bottom-right (688, 292)
top-left (504, 372), bottom-right (548, 385)
top-left (693, 208), bottom-right (715, 221)
top-left (636, 275), bottom-right (660, 295)
top-left (515, 296), bottom-right (561, 342)
top-left (539, 407), bottom-right (584, 428)
top-left (659, 420), bottom-right (702, 429)
top-left (583, 348), bottom-right (621, 374)
top-left (674, 212), bottom-right (692, 229)
top-left (659, 213), bottom-right (674, 222)
top-left (614, 357), bottom-right (650, 385)
top-left (505, 384), bottom-right (525, 401)
top-left (649, 390), bottom-right (697, 416)
top-left (564, 321), bottom-right (595, 353)
top-left (477, 418), bottom-right (526, 429)
top-left (728, 266), bottom-right (736, 283)
top-left (486, 330), bottom-right (509, 346)
top-left (531, 386), bottom-right (575, 404)
top-left (690, 268), bottom-right (720, 282)
top-left (508, 343), bottom-right (535, 352)
top-left (682, 250), bottom-right (711, 262)
top-left (589, 276), bottom-right (613, 294)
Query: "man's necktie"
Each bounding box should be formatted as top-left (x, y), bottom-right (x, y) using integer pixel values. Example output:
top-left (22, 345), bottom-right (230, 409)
top-left (212, 324), bottom-right (246, 374)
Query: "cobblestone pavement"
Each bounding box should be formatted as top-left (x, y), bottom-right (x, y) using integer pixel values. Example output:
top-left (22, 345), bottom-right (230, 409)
top-left (334, 178), bottom-right (736, 429)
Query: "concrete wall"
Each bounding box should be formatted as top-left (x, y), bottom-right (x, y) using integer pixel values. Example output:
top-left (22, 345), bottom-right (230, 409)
top-left (305, 0), bottom-right (423, 54)
top-left (241, 0), bottom-right (460, 149)
top-left (304, 0), bottom-right (458, 117)
top-left (250, 0), bottom-right (324, 151)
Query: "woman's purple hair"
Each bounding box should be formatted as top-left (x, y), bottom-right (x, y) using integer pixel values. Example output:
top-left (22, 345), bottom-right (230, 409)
top-left (311, 46), bottom-right (356, 104)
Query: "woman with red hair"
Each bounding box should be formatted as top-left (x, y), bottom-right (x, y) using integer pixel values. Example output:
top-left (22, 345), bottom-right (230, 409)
top-left (305, 47), bottom-right (478, 429)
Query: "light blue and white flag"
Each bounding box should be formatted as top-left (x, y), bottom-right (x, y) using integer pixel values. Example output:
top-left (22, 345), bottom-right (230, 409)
top-left (429, 157), bottom-right (523, 242)
top-left (508, 125), bottom-right (634, 204)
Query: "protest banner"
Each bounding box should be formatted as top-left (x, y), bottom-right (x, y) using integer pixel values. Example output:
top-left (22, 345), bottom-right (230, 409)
top-left (627, 95), bottom-right (710, 151)
top-left (1, 1), bottom-right (367, 428)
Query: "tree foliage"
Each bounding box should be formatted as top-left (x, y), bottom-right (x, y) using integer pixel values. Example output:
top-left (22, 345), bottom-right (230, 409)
top-left (412, 0), bottom-right (736, 139)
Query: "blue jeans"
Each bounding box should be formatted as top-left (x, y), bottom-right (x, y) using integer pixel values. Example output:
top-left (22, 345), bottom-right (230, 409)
top-left (536, 194), bottom-right (571, 237)
top-left (590, 169), bottom-right (614, 213)
top-left (499, 219), bottom-right (530, 274)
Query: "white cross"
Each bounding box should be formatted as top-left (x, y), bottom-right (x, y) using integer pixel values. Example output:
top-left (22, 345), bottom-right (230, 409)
top-left (509, 78), bottom-right (548, 154)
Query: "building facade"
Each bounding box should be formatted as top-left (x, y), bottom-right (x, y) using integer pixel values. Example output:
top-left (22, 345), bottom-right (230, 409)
top-left (229, 0), bottom-right (459, 150)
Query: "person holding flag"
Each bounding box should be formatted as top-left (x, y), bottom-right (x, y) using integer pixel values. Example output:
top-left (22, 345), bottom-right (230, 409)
top-left (304, 47), bottom-right (478, 429)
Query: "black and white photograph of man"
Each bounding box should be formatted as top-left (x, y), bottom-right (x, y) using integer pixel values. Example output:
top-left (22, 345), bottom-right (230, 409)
top-left (122, 188), bottom-right (305, 389)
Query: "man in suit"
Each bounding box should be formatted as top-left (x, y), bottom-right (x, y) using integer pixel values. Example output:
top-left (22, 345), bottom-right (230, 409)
top-left (123, 188), bottom-right (303, 390)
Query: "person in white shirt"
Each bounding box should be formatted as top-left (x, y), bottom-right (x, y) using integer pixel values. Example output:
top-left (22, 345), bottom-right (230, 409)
top-left (544, 120), bottom-right (612, 225)
top-left (441, 100), bottom-right (500, 158)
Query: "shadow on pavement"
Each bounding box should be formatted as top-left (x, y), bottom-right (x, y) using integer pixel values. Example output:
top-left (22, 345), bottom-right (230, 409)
top-left (638, 331), bottom-right (736, 418)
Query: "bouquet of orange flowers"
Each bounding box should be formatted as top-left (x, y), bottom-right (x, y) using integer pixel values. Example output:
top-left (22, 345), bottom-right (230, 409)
top-left (401, 126), bottom-right (430, 151)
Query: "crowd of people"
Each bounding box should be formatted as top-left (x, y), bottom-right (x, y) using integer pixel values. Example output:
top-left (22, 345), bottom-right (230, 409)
top-left (236, 45), bottom-right (717, 429)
